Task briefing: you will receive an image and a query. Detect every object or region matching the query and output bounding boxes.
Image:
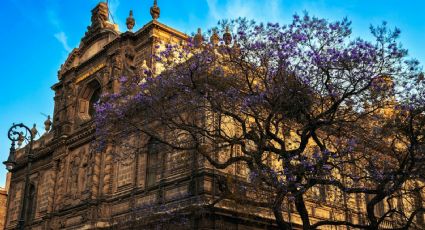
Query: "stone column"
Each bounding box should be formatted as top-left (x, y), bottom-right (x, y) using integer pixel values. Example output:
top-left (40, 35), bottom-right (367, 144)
top-left (91, 151), bottom-right (101, 199)
top-left (47, 162), bottom-right (58, 213)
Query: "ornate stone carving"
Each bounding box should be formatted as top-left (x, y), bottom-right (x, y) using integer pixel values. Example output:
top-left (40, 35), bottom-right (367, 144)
top-left (110, 52), bottom-right (123, 93)
top-left (85, 3), bottom-right (115, 36)
top-left (150, 0), bottom-right (160, 20)
top-left (44, 115), bottom-right (52, 132)
top-left (65, 81), bottom-right (77, 123)
top-left (78, 149), bottom-right (89, 193)
top-left (123, 47), bottom-right (136, 77)
top-left (68, 154), bottom-right (80, 197)
top-left (210, 29), bottom-right (219, 46)
top-left (47, 162), bottom-right (58, 213)
top-left (64, 148), bottom-right (90, 200)
top-left (126, 10), bottom-right (135, 31)
top-left (91, 150), bottom-right (101, 199)
top-left (223, 26), bottom-right (232, 45)
top-left (102, 152), bottom-right (113, 195)
top-left (194, 28), bottom-right (203, 47)
top-left (55, 160), bottom-right (65, 211)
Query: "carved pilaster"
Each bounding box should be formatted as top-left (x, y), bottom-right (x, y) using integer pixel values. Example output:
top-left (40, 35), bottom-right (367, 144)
top-left (110, 51), bottom-right (123, 93)
top-left (47, 162), bottom-right (58, 213)
top-left (54, 159), bottom-right (65, 211)
top-left (102, 152), bottom-right (113, 195)
top-left (91, 152), bottom-right (101, 199)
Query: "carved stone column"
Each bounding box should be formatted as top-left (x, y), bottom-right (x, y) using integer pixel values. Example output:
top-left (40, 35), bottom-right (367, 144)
top-left (102, 149), bottom-right (113, 195)
top-left (47, 162), bottom-right (58, 213)
top-left (91, 151), bottom-right (102, 199)
top-left (54, 159), bottom-right (66, 211)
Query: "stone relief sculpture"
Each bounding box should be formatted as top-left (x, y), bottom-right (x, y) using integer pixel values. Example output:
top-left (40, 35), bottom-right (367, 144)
top-left (66, 147), bottom-right (91, 199)
top-left (65, 82), bottom-right (77, 122)
top-left (123, 47), bottom-right (136, 77)
top-left (68, 154), bottom-right (80, 197)
top-left (55, 160), bottom-right (65, 211)
top-left (87, 3), bottom-right (109, 33)
top-left (110, 52), bottom-right (123, 92)
top-left (78, 151), bottom-right (87, 193)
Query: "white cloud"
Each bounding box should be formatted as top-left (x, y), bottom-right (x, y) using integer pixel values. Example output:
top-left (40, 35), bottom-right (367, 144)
top-left (54, 32), bottom-right (72, 52)
top-left (46, 7), bottom-right (73, 52)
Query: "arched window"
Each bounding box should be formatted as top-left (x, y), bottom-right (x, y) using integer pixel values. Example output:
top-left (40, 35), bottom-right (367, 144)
top-left (79, 80), bottom-right (101, 120)
top-left (89, 87), bottom-right (101, 116)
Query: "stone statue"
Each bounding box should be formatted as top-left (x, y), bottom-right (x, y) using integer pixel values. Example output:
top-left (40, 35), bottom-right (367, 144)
top-left (78, 150), bottom-right (89, 192)
top-left (123, 47), bottom-right (136, 77)
top-left (44, 115), bottom-right (52, 132)
top-left (69, 155), bottom-right (80, 197)
top-left (110, 52), bottom-right (123, 92)
top-left (31, 124), bottom-right (38, 137)
top-left (65, 82), bottom-right (76, 122)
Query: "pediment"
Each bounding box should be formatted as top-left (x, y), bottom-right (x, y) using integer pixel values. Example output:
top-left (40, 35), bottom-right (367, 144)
top-left (59, 49), bottom-right (80, 79)
top-left (58, 30), bottom-right (118, 79)
top-left (79, 30), bottom-right (118, 63)
top-left (58, 2), bottom-right (119, 79)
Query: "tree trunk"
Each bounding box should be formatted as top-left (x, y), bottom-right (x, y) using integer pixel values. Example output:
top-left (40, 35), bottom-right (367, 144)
top-left (272, 204), bottom-right (291, 230)
top-left (295, 194), bottom-right (311, 230)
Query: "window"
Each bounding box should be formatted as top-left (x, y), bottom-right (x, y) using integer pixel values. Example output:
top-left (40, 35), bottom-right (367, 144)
top-left (78, 80), bottom-right (101, 120)
top-left (117, 159), bottom-right (134, 187)
top-left (89, 87), bottom-right (101, 116)
top-left (146, 138), bottom-right (163, 187)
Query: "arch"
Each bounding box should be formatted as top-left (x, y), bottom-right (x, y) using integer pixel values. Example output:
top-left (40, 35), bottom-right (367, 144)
top-left (78, 79), bottom-right (102, 120)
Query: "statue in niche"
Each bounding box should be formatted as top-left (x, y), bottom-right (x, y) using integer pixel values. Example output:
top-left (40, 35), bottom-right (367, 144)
top-left (68, 154), bottom-right (80, 197)
top-left (78, 149), bottom-right (89, 193)
top-left (123, 47), bottom-right (136, 77)
top-left (111, 53), bottom-right (123, 74)
top-left (110, 52), bottom-right (123, 92)
top-left (54, 160), bottom-right (65, 210)
top-left (65, 82), bottom-right (77, 122)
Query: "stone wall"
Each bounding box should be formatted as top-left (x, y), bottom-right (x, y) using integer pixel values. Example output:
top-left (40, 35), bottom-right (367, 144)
top-left (0, 173), bottom-right (11, 230)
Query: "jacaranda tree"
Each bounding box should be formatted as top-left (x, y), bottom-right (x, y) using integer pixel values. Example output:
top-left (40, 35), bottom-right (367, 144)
top-left (96, 14), bottom-right (424, 230)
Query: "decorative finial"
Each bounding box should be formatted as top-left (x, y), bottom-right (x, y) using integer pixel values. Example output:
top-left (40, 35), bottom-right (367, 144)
top-left (210, 29), bottom-right (220, 46)
top-left (44, 115), bottom-right (52, 132)
top-left (223, 26), bottom-right (232, 45)
top-left (126, 10), bottom-right (135, 31)
top-left (194, 28), bottom-right (203, 47)
top-left (31, 124), bottom-right (38, 137)
top-left (150, 0), bottom-right (160, 20)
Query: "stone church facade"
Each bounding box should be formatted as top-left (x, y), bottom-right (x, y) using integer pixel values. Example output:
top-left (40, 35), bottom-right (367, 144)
top-left (5, 2), bottom-right (286, 230)
top-left (10, 2), bottom-right (420, 230)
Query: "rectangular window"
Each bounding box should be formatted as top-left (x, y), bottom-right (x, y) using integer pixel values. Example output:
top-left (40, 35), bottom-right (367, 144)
top-left (146, 151), bottom-right (159, 187)
top-left (117, 161), bottom-right (134, 188)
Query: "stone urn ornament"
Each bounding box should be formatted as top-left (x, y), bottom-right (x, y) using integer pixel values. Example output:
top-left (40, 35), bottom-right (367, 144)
top-left (126, 10), bottom-right (135, 31)
top-left (150, 0), bottom-right (160, 20)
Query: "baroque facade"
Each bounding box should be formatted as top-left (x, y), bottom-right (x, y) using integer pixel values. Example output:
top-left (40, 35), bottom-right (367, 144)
top-left (5, 2), bottom-right (284, 230)
top-left (6, 2), bottom-right (423, 230)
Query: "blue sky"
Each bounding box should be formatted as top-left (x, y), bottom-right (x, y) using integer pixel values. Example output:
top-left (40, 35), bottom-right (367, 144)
top-left (0, 0), bottom-right (424, 187)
